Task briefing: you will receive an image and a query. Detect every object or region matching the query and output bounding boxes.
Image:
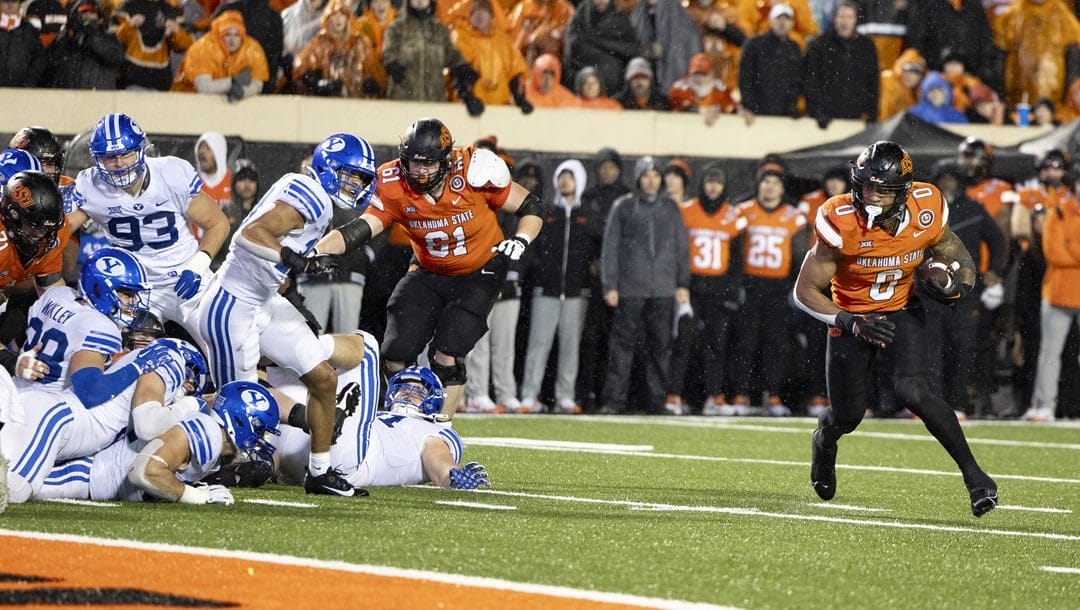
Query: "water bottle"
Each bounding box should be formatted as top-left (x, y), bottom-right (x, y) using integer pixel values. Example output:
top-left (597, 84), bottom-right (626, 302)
top-left (1016, 103), bottom-right (1031, 127)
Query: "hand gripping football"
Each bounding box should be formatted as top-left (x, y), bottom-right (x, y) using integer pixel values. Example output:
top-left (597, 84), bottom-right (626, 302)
top-left (916, 256), bottom-right (959, 303)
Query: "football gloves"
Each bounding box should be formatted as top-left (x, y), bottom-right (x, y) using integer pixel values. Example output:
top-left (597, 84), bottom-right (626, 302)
top-left (132, 341), bottom-right (176, 375)
top-left (174, 269), bottom-right (202, 299)
top-left (448, 462), bottom-right (491, 490)
top-left (281, 247), bottom-right (341, 276)
top-left (921, 276), bottom-right (972, 306)
top-left (835, 311), bottom-right (896, 348)
top-left (491, 235), bottom-right (529, 261)
top-left (980, 283), bottom-right (1004, 310)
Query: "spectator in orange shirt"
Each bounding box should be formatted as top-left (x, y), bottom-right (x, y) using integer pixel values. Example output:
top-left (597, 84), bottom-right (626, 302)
top-left (524, 52), bottom-right (582, 107)
top-left (574, 66), bottom-right (623, 110)
top-left (352, 0), bottom-right (395, 92)
top-left (195, 132), bottom-right (232, 209)
top-left (686, 0), bottom-right (745, 95)
top-left (667, 52), bottom-right (736, 126)
top-left (172, 11), bottom-right (269, 101)
top-left (451, 0), bottom-right (534, 112)
top-left (508, 0), bottom-right (575, 65)
top-left (114, 0), bottom-right (194, 91)
top-left (878, 48), bottom-right (925, 121)
top-left (1058, 78), bottom-right (1080, 123)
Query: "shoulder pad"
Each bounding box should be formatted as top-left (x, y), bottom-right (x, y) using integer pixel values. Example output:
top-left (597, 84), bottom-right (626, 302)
top-left (467, 148), bottom-right (511, 189)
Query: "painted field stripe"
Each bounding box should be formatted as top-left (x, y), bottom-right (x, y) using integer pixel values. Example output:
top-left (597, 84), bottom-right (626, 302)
top-left (1040, 566), bottom-right (1080, 575)
top-left (244, 498), bottom-right (318, 509)
top-left (474, 415), bottom-right (1080, 451)
top-left (42, 498), bottom-right (120, 508)
top-left (0, 529), bottom-right (738, 610)
top-left (467, 438), bottom-right (654, 452)
top-left (436, 500), bottom-right (517, 511)
top-left (997, 505), bottom-right (1072, 514)
top-left (414, 488), bottom-right (1080, 543)
top-left (463, 438), bottom-right (1080, 486)
top-left (807, 502), bottom-right (892, 513)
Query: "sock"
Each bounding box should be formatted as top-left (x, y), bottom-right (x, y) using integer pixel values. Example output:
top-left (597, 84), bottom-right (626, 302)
top-left (308, 452), bottom-right (330, 476)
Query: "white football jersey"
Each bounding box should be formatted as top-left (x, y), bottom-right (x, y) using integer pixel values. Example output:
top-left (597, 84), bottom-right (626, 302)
top-left (67, 156), bottom-right (203, 287)
top-left (15, 286), bottom-right (122, 394)
top-left (87, 411), bottom-right (226, 501)
top-left (216, 173), bottom-right (334, 304)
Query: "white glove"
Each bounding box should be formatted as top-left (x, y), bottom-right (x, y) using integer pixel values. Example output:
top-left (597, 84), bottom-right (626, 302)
top-left (204, 484), bottom-right (235, 505)
top-left (980, 283), bottom-right (1004, 310)
top-left (491, 235), bottom-right (530, 261)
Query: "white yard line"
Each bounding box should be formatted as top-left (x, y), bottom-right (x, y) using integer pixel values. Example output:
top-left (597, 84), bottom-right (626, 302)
top-left (416, 487), bottom-right (1080, 543)
top-left (996, 505), bottom-right (1073, 514)
top-left (1040, 566), bottom-right (1080, 575)
top-left (807, 502), bottom-right (892, 513)
top-left (435, 500), bottom-right (517, 511)
top-left (0, 528), bottom-right (737, 610)
top-left (42, 498), bottom-right (120, 508)
top-left (243, 498), bottom-right (318, 509)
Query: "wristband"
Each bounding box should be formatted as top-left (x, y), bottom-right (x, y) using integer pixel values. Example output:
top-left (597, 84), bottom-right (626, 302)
top-left (179, 484), bottom-right (209, 504)
top-left (189, 251), bottom-right (212, 274)
top-left (513, 233), bottom-right (531, 246)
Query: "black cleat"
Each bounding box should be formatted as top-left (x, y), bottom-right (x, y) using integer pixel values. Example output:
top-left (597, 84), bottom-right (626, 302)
top-left (811, 428), bottom-right (837, 501)
top-left (331, 382), bottom-right (361, 444)
top-left (304, 468), bottom-right (362, 497)
top-left (968, 479), bottom-right (998, 517)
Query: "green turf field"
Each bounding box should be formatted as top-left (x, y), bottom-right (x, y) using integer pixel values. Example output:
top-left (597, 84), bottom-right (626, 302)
top-left (4, 415), bottom-right (1079, 609)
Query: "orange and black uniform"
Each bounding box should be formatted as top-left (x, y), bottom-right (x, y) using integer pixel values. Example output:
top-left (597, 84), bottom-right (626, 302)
top-left (814, 184), bottom-right (983, 475)
top-left (366, 145), bottom-right (514, 363)
top-left (732, 198), bottom-right (806, 400)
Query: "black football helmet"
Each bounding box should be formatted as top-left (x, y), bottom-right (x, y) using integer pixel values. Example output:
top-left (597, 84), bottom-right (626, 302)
top-left (121, 310), bottom-right (167, 351)
top-left (850, 140), bottom-right (914, 226)
top-left (399, 118), bottom-right (453, 194)
top-left (957, 137), bottom-right (992, 184)
top-left (9, 126), bottom-right (65, 184)
top-left (0, 171), bottom-right (65, 261)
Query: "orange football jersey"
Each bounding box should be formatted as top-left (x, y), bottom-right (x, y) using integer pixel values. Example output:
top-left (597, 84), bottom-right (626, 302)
top-left (0, 218), bottom-right (70, 293)
top-left (679, 199), bottom-right (746, 276)
top-left (737, 200), bottom-right (807, 279)
top-left (815, 182), bottom-right (948, 313)
top-left (367, 145), bottom-right (513, 276)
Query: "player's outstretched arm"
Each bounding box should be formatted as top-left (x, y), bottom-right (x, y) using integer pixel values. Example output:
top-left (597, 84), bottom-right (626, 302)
top-left (186, 191), bottom-right (230, 258)
top-left (315, 213), bottom-right (385, 256)
top-left (793, 243), bottom-right (843, 325)
top-left (128, 426), bottom-right (234, 504)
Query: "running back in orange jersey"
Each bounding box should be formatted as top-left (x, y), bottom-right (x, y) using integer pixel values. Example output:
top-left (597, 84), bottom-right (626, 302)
top-left (814, 182), bottom-right (948, 313)
top-left (367, 145), bottom-right (513, 276)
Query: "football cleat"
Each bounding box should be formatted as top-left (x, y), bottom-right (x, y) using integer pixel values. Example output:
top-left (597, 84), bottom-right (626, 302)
top-left (304, 468), bottom-right (367, 497)
top-left (810, 428), bottom-right (837, 501)
top-left (965, 472), bottom-right (998, 517)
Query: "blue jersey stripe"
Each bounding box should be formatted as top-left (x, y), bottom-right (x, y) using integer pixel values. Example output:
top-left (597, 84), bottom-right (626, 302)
top-left (181, 419), bottom-right (213, 465)
top-left (205, 289), bottom-right (237, 387)
top-left (43, 457), bottom-right (93, 484)
top-left (285, 182), bottom-right (323, 222)
top-left (84, 332), bottom-right (122, 352)
top-left (438, 429), bottom-right (463, 464)
top-left (14, 403), bottom-right (75, 482)
top-left (188, 174), bottom-right (204, 197)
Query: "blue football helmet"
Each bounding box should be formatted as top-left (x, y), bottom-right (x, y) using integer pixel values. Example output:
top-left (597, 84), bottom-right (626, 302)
top-left (0, 149), bottom-right (42, 186)
top-left (308, 133), bottom-right (377, 210)
top-left (211, 380), bottom-right (281, 462)
top-left (157, 338), bottom-right (210, 395)
top-left (385, 366), bottom-right (445, 419)
top-left (89, 113), bottom-right (148, 188)
top-left (78, 247), bottom-right (151, 328)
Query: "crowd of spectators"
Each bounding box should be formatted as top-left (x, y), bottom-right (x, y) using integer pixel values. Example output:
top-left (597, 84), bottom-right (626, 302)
top-left (6, 0), bottom-right (1080, 125)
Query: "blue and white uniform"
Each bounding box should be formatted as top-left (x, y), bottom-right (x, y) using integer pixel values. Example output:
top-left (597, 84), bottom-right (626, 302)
top-left (15, 286), bottom-right (122, 393)
top-left (38, 411), bottom-right (227, 502)
top-left (187, 173), bottom-right (334, 387)
top-left (0, 346), bottom-right (189, 502)
top-left (67, 156), bottom-right (206, 327)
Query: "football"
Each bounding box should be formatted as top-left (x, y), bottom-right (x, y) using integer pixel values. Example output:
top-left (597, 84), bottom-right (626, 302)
top-left (916, 255), bottom-right (955, 294)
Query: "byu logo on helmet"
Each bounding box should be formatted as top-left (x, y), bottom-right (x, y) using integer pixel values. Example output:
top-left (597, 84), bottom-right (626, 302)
top-left (242, 387), bottom-right (272, 413)
top-left (324, 136), bottom-right (347, 152)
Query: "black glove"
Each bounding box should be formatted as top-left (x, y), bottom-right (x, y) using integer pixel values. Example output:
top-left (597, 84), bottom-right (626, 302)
top-left (384, 60), bottom-right (406, 84)
top-left (233, 68), bottom-right (252, 87)
top-left (280, 247), bottom-right (341, 276)
top-left (509, 75), bottom-right (533, 115)
top-left (450, 62), bottom-right (480, 91)
top-left (227, 78), bottom-right (246, 102)
top-left (314, 78), bottom-right (343, 96)
top-left (816, 116), bottom-right (831, 129)
top-left (835, 311), bottom-right (896, 348)
top-left (462, 91), bottom-right (485, 116)
top-left (921, 277), bottom-right (972, 306)
top-left (361, 77), bottom-right (381, 96)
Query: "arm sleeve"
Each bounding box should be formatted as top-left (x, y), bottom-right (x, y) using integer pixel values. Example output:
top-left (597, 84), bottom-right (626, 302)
top-left (70, 363), bottom-right (141, 408)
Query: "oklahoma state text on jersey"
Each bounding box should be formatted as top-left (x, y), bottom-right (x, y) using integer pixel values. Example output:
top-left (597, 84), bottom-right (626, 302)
top-left (367, 145), bottom-right (512, 276)
top-left (815, 182), bottom-right (948, 313)
top-left (736, 200), bottom-right (806, 279)
top-left (679, 199), bottom-right (746, 276)
top-left (0, 218), bottom-right (70, 293)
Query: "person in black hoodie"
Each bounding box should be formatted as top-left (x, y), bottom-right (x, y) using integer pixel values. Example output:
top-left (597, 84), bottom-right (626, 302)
top-left (578, 147), bottom-right (631, 410)
top-left (669, 163), bottom-right (747, 415)
top-left (0, 0), bottom-right (48, 88)
top-left (802, 0), bottom-right (879, 128)
top-left (48, 0), bottom-right (124, 90)
top-left (564, 0), bottom-right (642, 99)
top-left (519, 159), bottom-right (594, 414)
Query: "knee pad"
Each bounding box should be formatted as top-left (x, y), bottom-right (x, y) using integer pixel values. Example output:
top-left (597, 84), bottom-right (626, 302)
top-left (430, 355), bottom-right (467, 386)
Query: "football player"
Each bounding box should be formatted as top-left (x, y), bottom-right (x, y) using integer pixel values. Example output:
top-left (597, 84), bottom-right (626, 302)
top-left (793, 140), bottom-right (999, 518)
top-left (1, 337), bottom-right (207, 503)
top-left (63, 113), bottom-right (230, 334)
top-left (274, 364), bottom-right (489, 490)
top-left (37, 380), bottom-right (279, 505)
top-left (187, 132), bottom-right (377, 497)
top-left (8, 126), bottom-right (67, 186)
top-left (0, 171), bottom-right (70, 299)
top-left (311, 118), bottom-right (545, 417)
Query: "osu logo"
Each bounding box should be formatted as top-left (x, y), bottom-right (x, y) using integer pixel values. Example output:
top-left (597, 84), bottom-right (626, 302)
top-left (439, 126), bottom-right (452, 149)
top-left (900, 153), bottom-right (913, 176)
top-left (11, 184), bottom-right (35, 209)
